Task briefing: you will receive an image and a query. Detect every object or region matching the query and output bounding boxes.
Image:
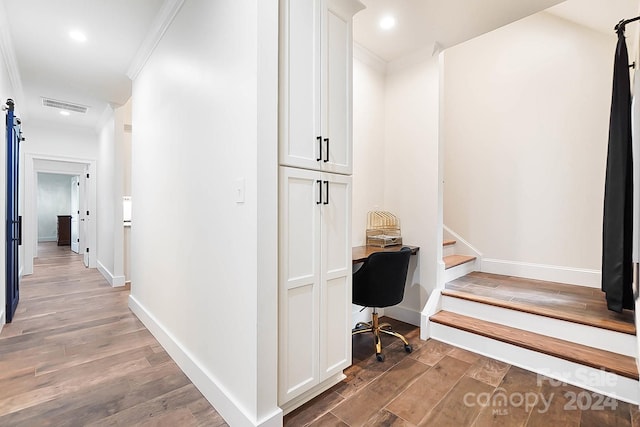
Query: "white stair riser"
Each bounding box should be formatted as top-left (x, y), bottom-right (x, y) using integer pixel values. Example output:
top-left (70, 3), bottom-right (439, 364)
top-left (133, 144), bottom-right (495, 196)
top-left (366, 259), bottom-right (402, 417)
top-left (430, 322), bottom-right (640, 405)
top-left (442, 296), bottom-right (636, 357)
top-left (443, 244), bottom-right (456, 257)
top-left (443, 259), bottom-right (476, 283)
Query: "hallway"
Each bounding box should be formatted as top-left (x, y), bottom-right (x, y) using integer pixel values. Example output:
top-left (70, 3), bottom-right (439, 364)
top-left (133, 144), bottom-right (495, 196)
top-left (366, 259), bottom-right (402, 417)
top-left (0, 243), bottom-right (227, 426)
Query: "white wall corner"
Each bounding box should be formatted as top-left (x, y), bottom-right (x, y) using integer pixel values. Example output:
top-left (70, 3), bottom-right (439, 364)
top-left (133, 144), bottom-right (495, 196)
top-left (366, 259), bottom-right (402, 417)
top-left (0, 309), bottom-right (5, 333)
top-left (95, 104), bottom-right (114, 134)
top-left (0, 0), bottom-right (25, 107)
top-left (128, 295), bottom-right (280, 427)
top-left (97, 260), bottom-right (125, 287)
top-left (126, 0), bottom-right (186, 80)
top-left (386, 46), bottom-right (436, 75)
top-left (353, 42), bottom-right (387, 74)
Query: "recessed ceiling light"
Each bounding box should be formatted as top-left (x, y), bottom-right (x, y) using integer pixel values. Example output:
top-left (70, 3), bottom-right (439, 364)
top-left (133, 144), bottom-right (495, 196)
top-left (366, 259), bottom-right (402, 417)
top-left (69, 30), bottom-right (87, 43)
top-left (379, 16), bottom-right (396, 30)
top-left (59, 111), bottom-right (70, 116)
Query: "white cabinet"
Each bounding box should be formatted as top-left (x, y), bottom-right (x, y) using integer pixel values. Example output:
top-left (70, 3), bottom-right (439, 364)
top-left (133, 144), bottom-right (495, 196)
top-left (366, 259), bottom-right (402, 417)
top-left (278, 0), bottom-right (363, 412)
top-left (278, 166), bottom-right (352, 407)
top-left (279, 0), bottom-right (363, 175)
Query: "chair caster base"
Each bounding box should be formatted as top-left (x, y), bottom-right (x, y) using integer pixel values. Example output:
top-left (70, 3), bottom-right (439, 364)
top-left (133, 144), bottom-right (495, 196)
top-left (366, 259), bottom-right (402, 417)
top-left (376, 353), bottom-right (385, 362)
top-left (404, 344), bottom-right (412, 353)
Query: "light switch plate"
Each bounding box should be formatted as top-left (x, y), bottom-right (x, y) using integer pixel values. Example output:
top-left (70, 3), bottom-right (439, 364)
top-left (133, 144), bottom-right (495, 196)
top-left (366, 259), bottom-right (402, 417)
top-left (234, 178), bottom-right (245, 203)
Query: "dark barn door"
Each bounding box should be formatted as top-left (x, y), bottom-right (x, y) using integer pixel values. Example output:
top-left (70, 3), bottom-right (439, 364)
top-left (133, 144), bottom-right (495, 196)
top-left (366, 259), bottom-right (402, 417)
top-left (5, 99), bottom-right (22, 323)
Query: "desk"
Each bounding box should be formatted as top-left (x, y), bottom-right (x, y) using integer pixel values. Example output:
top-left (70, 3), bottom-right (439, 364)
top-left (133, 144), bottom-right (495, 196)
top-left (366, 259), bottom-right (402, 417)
top-left (352, 245), bottom-right (420, 264)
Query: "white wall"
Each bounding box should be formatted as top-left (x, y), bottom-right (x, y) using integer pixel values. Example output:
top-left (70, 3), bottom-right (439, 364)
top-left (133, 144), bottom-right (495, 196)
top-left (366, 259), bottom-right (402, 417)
top-left (383, 53), bottom-right (442, 323)
top-left (123, 101), bottom-right (132, 283)
top-left (129, 1), bottom-right (279, 425)
top-left (352, 48), bottom-right (442, 325)
top-left (24, 122), bottom-right (98, 160)
top-left (443, 12), bottom-right (613, 283)
top-left (96, 99), bottom-right (130, 287)
top-left (97, 114), bottom-right (117, 283)
top-left (352, 48), bottom-right (386, 245)
top-left (37, 173), bottom-right (72, 241)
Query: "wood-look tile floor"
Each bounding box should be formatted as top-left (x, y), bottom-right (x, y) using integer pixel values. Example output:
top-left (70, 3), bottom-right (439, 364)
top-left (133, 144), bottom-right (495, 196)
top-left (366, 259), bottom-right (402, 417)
top-left (0, 242), bottom-right (227, 426)
top-left (286, 318), bottom-right (640, 427)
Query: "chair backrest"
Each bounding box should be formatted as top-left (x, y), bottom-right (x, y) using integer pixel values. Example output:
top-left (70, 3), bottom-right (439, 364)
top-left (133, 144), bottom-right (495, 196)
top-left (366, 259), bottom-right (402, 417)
top-left (352, 247), bottom-right (412, 308)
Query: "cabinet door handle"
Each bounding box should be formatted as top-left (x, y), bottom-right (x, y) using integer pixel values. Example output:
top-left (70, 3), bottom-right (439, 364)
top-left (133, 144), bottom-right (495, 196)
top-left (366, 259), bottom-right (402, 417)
top-left (323, 138), bottom-right (329, 162)
top-left (323, 180), bottom-right (329, 204)
top-left (316, 136), bottom-right (322, 162)
top-left (316, 180), bottom-right (322, 204)
top-left (18, 215), bottom-right (22, 246)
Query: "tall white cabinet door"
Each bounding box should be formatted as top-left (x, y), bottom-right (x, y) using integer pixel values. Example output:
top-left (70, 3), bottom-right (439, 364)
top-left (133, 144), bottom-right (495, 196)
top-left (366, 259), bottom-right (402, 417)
top-left (279, 167), bottom-right (322, 403)
top-left (322, 5), bottom-right (354, 175)
top-left (319, 173), bottom-right (352, 379)
top-left (279, 0), bottom-right (323, 171)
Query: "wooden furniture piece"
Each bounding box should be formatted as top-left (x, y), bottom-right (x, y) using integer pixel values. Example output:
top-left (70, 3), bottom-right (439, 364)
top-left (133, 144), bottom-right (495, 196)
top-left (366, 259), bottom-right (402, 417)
top-left (278, 0), bottom-right (364, 413)
top-left (352, 245), bottom-right (420, 264)
top-left (57, 215), bottom-right (72, 246)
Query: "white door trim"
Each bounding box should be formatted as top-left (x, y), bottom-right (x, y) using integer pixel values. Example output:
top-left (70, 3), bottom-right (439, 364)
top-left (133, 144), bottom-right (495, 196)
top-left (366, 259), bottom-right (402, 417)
top-left (24, 153), bottom-right (97, 274)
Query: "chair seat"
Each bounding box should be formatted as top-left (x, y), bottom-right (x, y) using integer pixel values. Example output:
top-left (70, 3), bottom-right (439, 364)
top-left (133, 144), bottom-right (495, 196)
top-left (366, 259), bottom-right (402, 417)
top-left (352, 247), bottom-right (413, 361)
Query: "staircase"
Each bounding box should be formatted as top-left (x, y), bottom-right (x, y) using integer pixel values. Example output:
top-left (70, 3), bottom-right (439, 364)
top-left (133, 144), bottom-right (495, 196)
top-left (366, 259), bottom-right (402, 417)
top-left (442, 238), bottom-right (477, 282)
top-left (428, 271), bottom-right (639, 404)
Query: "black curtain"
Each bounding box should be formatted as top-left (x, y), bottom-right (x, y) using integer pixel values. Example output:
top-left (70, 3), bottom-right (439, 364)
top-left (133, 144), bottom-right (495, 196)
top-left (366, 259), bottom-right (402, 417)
top-left (602, 27), bottom-right (634, 312)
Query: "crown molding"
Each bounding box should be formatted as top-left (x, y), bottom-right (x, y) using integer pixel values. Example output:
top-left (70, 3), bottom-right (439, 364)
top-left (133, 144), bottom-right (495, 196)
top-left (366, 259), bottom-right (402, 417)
top-left (353, 42), bottom-right (387, 74)
top-left (0, 0), bottom-right (25, 109)
top-left (126, 0), bottom-right (185, 81)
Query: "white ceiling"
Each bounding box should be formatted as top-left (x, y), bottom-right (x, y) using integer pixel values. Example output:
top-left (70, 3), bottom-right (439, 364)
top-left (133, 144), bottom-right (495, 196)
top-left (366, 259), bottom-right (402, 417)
top-left (1, 0), bottom-right (639, 130)
top-left (353, 0), bottom-right (640, 63)
top-left (2, 0), bottom-right (164, 129)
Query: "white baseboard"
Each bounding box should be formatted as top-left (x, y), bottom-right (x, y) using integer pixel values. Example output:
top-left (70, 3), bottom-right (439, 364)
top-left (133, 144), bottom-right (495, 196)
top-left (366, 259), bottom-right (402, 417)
top-left (352, 305), bottom-right (373, 327)
top-left (383, 305), bottom-right (421, 327)
top-left (0, 309), bottom-right (4, 333)
top-left (97, 261), bottom-right (126, 287)
top-left (128, 295), bottom-right (282, 427)
top-left (482, 258), bottom-right (601, 288)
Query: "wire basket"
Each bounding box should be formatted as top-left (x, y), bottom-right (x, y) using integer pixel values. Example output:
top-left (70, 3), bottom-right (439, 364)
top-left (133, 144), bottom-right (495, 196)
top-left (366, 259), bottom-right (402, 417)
top-left (366, 211), bottom-right (402, 247)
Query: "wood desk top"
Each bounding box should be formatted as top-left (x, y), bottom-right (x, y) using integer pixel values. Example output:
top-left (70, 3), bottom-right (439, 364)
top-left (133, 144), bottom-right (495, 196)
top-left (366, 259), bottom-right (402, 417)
top-left (352, 245), bottom-right (420, 264)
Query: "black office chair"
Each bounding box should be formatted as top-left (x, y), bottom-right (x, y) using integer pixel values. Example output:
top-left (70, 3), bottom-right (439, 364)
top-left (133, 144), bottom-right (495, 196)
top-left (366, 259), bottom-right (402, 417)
top-left (352, 247), bottom-right (413, 362)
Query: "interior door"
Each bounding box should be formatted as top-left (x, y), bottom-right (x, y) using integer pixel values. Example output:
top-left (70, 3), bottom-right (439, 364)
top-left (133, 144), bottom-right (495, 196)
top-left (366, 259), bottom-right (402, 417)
top-left (81, 169), bottom-right (89, 267)
top-left (70, 175), bottom-right (79, 253)
top-left (5, 99), bottom-right (21, 323)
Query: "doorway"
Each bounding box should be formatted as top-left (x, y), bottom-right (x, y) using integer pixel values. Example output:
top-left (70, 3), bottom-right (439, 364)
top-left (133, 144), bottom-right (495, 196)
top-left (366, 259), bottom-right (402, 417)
top-left (23, 154), bottom-right (97, 276)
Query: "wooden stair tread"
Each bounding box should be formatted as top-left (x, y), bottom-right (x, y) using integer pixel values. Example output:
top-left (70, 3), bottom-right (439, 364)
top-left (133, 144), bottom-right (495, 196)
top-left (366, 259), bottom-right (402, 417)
top-left (443, 254), bottom-right (476, 269)
top-left (430, 311), bottom-right (639, 380)
top-left (443, 239), bottom-right (456, 247)
top-left (445, 272), bottom-right (636, 335)
top-left (442, 288), bottom-right (636, 335)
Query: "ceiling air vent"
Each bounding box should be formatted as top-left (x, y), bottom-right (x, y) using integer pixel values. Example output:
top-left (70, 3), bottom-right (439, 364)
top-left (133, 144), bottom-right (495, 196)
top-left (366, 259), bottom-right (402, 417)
top-left (41, 97), bottom-right (89, 114)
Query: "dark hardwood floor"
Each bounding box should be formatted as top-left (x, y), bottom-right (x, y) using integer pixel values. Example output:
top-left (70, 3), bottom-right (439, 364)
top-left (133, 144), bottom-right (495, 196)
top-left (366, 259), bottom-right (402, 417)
top-left (0, 243), bottom-right (227, 426)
